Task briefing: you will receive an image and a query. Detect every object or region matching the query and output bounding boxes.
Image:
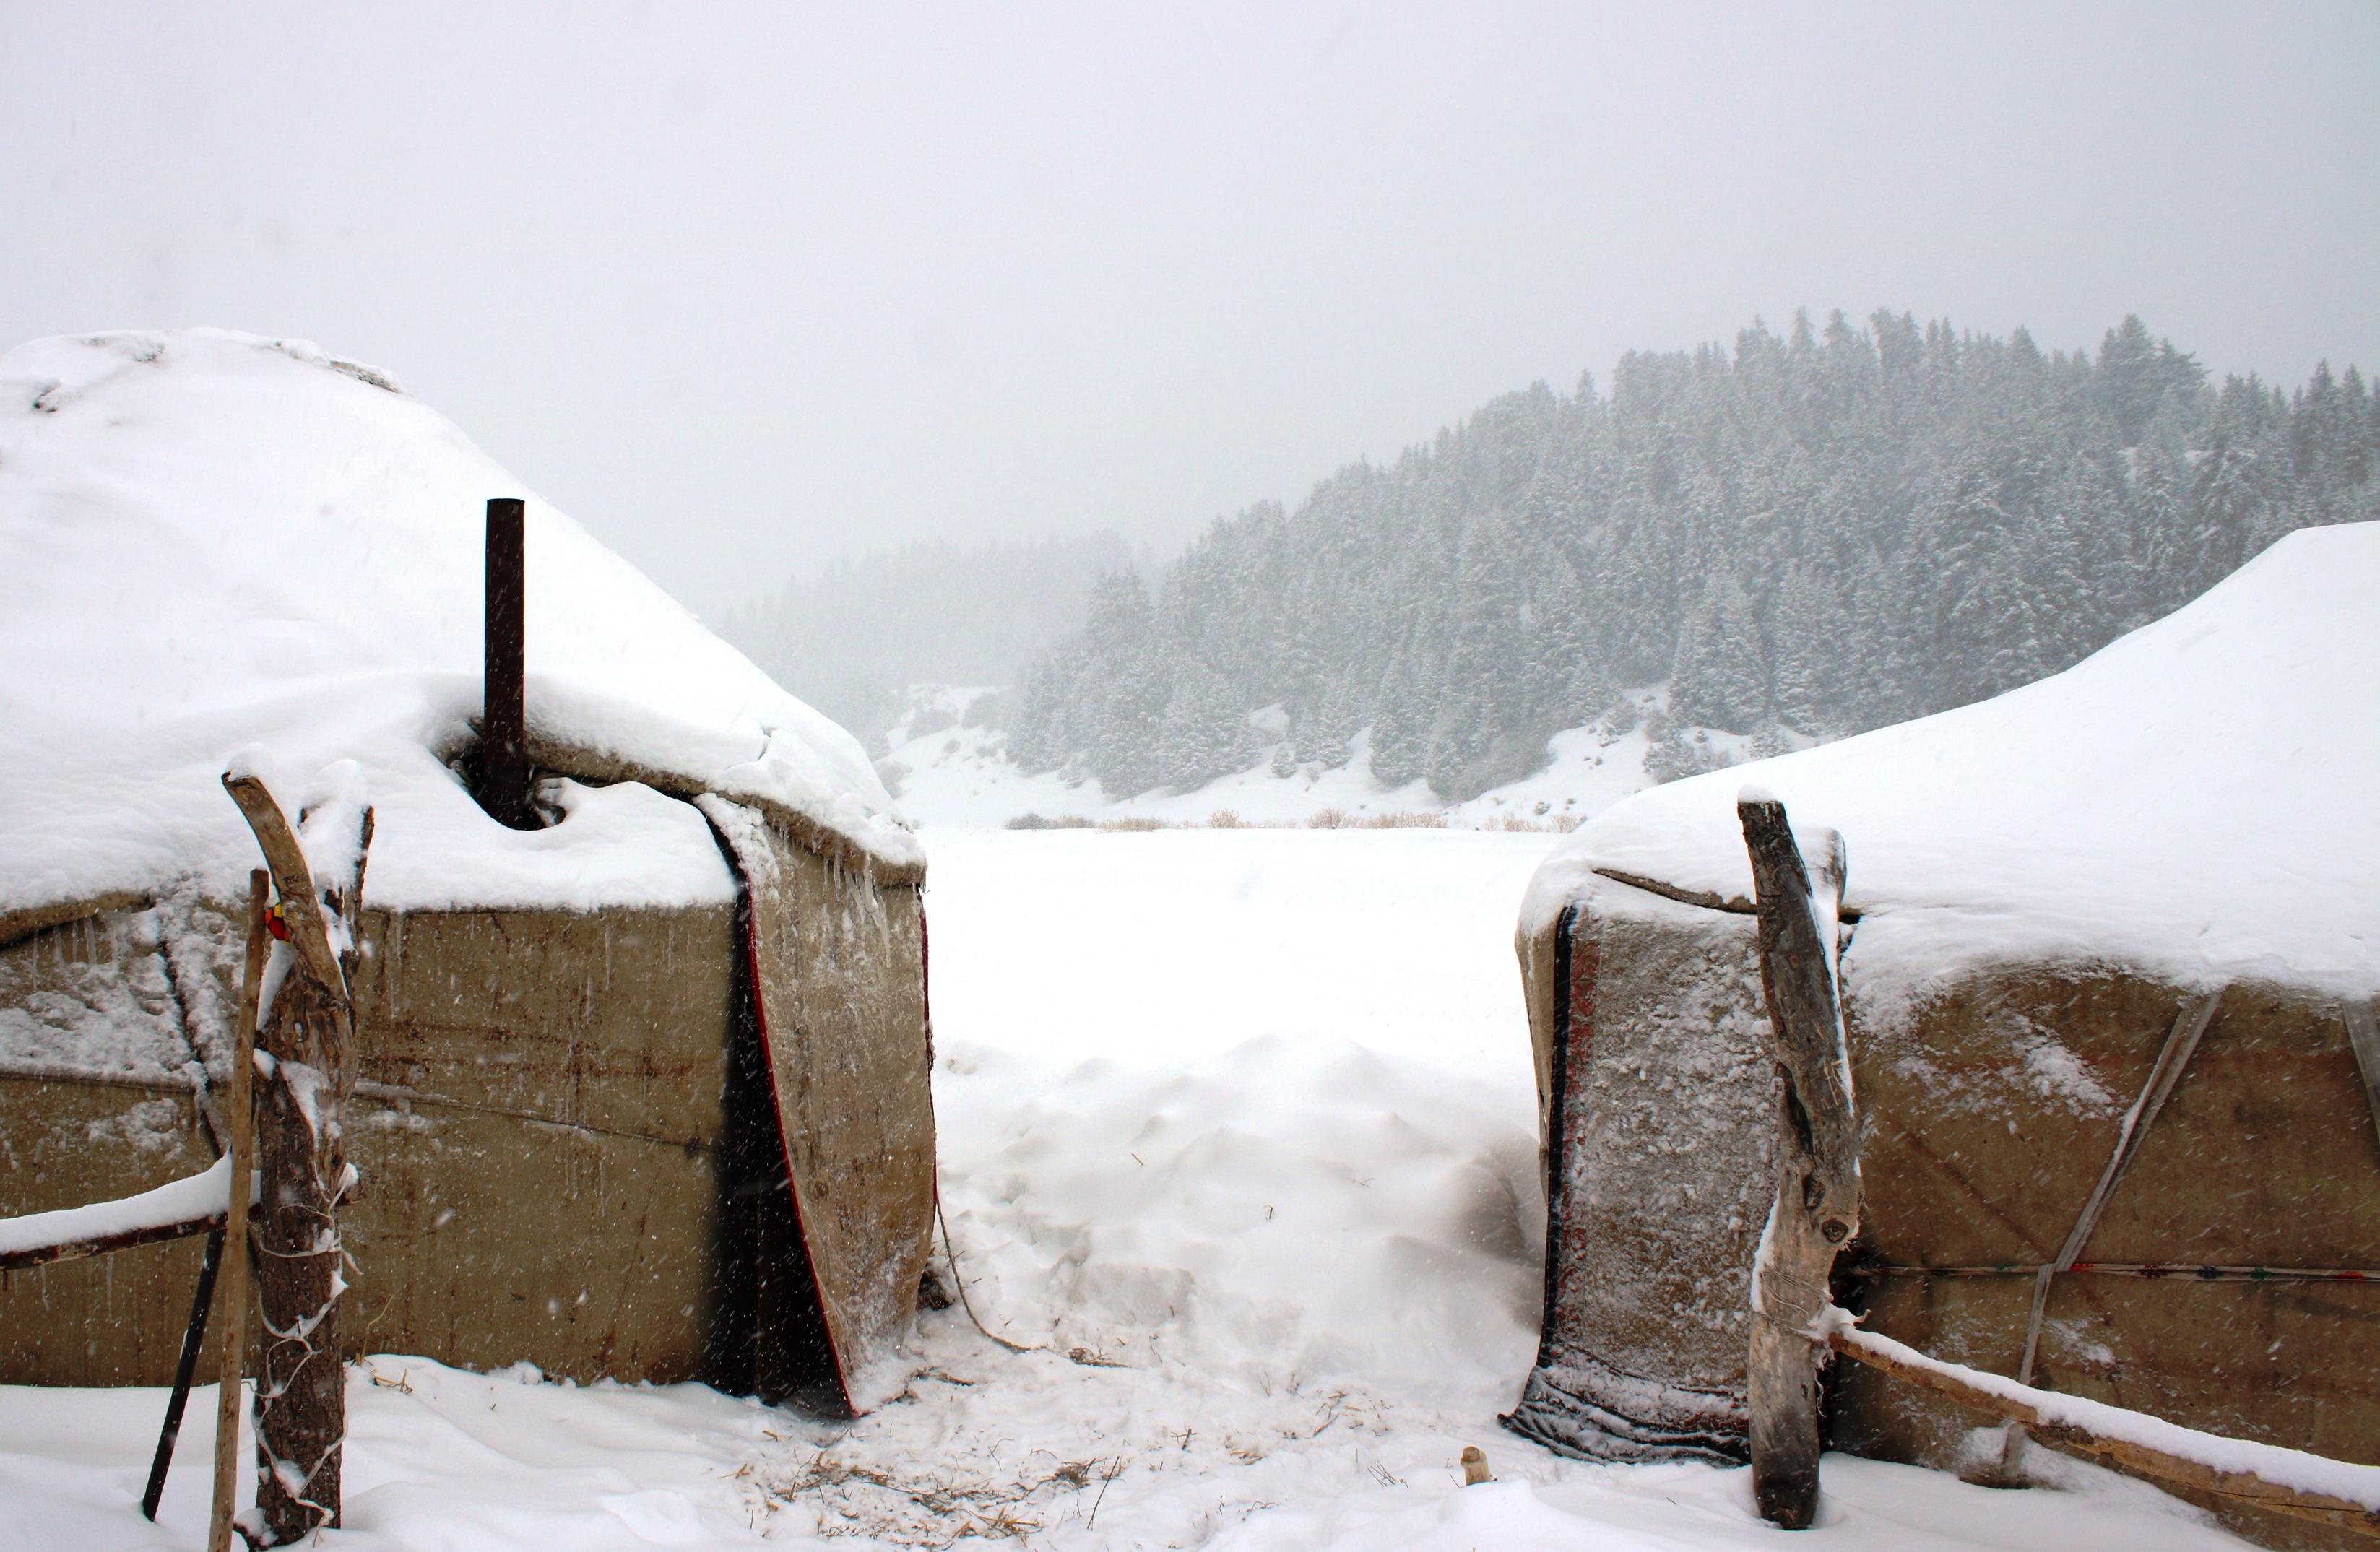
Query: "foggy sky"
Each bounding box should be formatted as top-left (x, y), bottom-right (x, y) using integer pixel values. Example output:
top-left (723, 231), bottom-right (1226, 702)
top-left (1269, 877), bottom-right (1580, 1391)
top-left (4, 4), bottom-right (2375, 617)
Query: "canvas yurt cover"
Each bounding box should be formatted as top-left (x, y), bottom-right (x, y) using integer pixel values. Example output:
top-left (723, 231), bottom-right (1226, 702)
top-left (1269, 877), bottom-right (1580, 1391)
top-left (1504, 521), bottom-right (2380, 1543)
top-left (0, 329), bottom-right (932, 1414)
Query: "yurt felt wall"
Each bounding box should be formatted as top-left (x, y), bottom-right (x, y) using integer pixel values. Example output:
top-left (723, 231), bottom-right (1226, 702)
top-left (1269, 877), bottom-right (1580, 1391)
top-left (1505, 876), bottom-right (2380, 1548)
top-left (702, 797), bottom-right (935, 1415)
top-left (0, 805), bottom-right (935, 1405)
top-left (1504, 888), bottom-right (1773, 1464)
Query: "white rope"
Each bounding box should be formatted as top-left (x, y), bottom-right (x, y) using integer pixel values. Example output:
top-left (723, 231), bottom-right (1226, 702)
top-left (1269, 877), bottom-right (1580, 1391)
top-left (932, 1182), bottom-right (1045, 1355)
top-left (2017, 987), bottom-right (2224, 1386)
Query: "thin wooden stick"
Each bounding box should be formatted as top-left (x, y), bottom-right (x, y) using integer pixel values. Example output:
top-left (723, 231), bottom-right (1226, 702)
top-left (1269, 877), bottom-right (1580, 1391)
top-left (1738, 794), bottom-right (1859, 1530)
top-left (1851, 1260), bottom-right (2380, 1284)
top-left (1829, 1323), bottom-right (2380, 1539)
top-left (209, 868), bottom-right (269, 1552)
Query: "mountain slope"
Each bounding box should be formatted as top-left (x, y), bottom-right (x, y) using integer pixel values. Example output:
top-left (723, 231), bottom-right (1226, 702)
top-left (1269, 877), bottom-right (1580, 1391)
top-left (1011, 311), bottom-right (2377, 803)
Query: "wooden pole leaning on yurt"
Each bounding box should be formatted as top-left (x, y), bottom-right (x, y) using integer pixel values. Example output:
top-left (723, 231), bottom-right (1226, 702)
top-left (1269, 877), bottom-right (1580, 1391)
top-left (1736, 793), bottom-right (1860, 1530)
top-left (208, 868), bottom-right (270, 1552)
top-left (222, 773), bottom-right (373, 1546)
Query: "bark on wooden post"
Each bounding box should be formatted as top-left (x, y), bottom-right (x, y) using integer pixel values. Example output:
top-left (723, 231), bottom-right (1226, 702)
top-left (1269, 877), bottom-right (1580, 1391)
top-left (222, 773), bottom-right (371, 1546)
top-left (1737, 792), bottom-right (1860, 1530)
top-left (479, 496), bottom-right (535, 830)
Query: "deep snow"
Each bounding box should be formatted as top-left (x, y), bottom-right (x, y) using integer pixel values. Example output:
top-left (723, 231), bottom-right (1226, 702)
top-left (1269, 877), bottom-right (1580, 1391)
top-left (1, 830), bottom-right (2258, 1549)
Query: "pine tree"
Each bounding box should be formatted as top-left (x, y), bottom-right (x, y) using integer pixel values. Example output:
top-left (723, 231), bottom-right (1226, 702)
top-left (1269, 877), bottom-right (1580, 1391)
top-left (1669, 575), bottom-right (1770, 729)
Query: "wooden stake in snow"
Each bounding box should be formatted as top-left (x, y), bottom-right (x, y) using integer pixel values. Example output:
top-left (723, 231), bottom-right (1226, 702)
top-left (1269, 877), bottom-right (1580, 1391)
top-left (222, 773), bottom-right (372, 1546)
top-left (1737, 792), bottom-right (1859, 1531)
top-left (209, 869), bottom-right (269, 1552)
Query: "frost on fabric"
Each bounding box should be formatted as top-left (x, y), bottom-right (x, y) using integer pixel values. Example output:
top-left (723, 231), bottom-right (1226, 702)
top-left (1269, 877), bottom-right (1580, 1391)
top-left (0, 908), bottom-right (189, 1076)
top-left (77, 1097), bottom-right (194, 1160)
top-left (0, 328), bottom-right (914, 929)
top-left (1879, 1000), bottom-right (2121, 1119)
top-left (1507, 883), bottom-right (1776, 1462)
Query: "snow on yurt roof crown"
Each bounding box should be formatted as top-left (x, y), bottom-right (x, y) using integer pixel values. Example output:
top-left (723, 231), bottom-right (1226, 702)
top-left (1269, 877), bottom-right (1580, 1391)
top-left (1523, 519), bottom-right (2380, 1006)
top-left (0, 329), bottom-right (919, 918)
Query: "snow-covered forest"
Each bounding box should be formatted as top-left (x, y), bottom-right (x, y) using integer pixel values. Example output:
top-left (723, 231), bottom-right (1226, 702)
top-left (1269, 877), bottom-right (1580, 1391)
top-left (1010, 313), bottom-right (2378, 799)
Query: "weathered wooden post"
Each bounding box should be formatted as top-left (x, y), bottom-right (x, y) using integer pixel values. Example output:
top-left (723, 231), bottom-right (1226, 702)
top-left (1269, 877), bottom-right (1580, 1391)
top-left (1737, 790), bottom-right (1860, 1530)
top-left (208, 868), bottom-right (269, 1552)
top-left (222, 772), bottom-right (371, 1545)
top-left (480, 496), bottom-right (535, 830)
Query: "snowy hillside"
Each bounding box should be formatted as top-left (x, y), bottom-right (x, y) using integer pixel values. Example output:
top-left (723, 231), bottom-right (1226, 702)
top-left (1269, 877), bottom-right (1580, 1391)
top-left (875, 684), bottom-right (1779, 832)
top-left (1005, 316), bottom-right (2377, 808)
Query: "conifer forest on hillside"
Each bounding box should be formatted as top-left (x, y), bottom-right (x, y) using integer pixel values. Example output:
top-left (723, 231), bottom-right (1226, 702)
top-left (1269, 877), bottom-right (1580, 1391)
top-left (1005, 311), bottom-right (2378, 800)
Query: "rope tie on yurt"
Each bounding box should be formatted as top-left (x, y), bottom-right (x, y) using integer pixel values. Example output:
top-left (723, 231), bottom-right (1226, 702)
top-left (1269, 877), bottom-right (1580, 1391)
top-left (2016, 987), bottom-right (2224, 1387)
top-left (1853, 1261), bottom-right (2380, 1284)
top-left (932, 1179), bottom-right (1046, 1355)
top-left (2342, 997), bottom-right (2380, 1161)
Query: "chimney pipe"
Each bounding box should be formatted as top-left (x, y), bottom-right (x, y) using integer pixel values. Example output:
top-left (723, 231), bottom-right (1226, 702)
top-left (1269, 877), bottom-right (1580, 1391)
top-left (480, 497), bottom-right (534, 829)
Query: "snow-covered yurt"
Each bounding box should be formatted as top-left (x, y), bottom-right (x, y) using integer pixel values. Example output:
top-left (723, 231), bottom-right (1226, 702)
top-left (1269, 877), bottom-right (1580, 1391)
top-left (0, 330), bottom-right (934, 1416)
top-left (1504, 521), bottom-right (2380, 1543)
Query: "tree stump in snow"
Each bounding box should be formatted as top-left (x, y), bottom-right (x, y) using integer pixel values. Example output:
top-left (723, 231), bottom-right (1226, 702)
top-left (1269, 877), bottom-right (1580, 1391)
top-left (1737, 793), bottom-right (1860, 1530)
top-left (224, 772), bottom-right (371, 1545)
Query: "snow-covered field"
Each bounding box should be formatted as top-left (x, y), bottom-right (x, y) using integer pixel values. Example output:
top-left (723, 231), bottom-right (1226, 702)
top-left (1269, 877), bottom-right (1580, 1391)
top-left (878, 688), bottom-right (1723, 833)
top-left (2, 831), bottom-right (2255, 1549)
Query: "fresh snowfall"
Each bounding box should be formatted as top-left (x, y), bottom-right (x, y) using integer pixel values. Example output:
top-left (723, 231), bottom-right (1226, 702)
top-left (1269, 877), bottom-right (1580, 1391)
top-left (5, 331), bottom-right (2367, 1551)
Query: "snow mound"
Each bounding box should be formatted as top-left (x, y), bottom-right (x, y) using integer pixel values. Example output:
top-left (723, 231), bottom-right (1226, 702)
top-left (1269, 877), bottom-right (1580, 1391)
top-left (1526, 521), bottom-right (2380, 1006)
top-left (0, 329), bottom-right (917, 916)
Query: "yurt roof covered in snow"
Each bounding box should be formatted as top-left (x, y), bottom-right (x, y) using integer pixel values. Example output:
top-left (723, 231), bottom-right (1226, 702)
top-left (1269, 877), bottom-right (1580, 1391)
top-left (0, 326), bottom-right (920, 936)
top-left (1524, 517), bottom-right (2380, 1015)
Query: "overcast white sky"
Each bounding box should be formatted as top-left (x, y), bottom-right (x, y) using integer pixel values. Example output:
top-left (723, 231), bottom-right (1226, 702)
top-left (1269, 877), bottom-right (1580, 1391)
top-left (4, 4), bottom-right (2375, 615)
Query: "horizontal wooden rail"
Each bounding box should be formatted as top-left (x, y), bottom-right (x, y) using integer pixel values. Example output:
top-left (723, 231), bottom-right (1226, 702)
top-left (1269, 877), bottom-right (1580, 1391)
top-left (0, 1210), bottom-right (225, 1273)
top-left (1827, 1320), bottom-right (2380, 1539)
top-left (0, 1156), bottom-right (246, 1273)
